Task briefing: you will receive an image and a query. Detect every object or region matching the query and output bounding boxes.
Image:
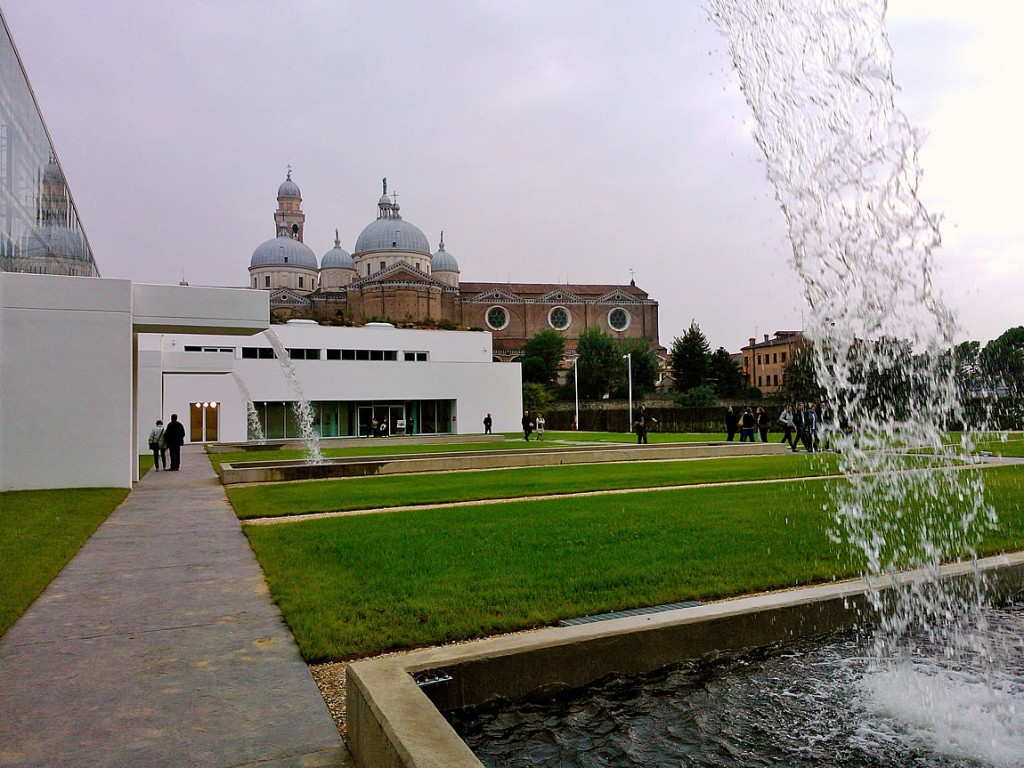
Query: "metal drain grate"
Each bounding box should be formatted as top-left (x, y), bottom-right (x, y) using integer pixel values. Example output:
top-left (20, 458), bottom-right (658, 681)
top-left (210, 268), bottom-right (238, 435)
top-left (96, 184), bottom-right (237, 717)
top-left (558, 600), bottom-right (702, 627)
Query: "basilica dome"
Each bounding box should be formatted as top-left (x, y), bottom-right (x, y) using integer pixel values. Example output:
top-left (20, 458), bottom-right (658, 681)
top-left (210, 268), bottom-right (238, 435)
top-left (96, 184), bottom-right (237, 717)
top-left (431, 235), bottom-right (459, 272)
top-left (321, 232), bottom-right (354, 270)
top-left (21, 223), bottom-right (89, 261)
top-left (354, 216), bottom-right (430, 255)
top-left (250, 230), bottom-right (318, 269)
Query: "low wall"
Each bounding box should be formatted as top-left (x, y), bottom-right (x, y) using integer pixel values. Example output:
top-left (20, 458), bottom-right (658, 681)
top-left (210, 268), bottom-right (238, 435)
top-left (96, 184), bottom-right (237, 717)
top-left (219, 441), bottom-right (788, 485)
top-left (345, 552), bottom-right (1024, 768)
top-left (206, 433), bottom-right (505, 454)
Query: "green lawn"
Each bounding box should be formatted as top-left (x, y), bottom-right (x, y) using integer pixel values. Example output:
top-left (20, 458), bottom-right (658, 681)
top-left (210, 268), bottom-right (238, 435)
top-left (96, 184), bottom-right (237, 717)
top-left (242, 464), bottom-right (1024, 662)
top-left (0, 487), bottom-right (128, 637)
top-left (207, 432), bottom-right (728, 472)
top-left (228, 453), bottom-right (841, 519)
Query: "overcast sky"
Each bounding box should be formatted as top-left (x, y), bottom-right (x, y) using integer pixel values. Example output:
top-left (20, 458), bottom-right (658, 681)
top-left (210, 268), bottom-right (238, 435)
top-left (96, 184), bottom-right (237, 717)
top-left (5, 1), bottom-right (1021, 350)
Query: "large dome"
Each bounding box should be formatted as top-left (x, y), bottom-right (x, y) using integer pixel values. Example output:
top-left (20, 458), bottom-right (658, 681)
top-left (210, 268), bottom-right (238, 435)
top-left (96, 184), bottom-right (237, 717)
top-left (250, 231), bottom-right (318, 269)
top-left (21, 223), bottom-right (89, 261)
top-left (354, 217), bottom-right (430, 255)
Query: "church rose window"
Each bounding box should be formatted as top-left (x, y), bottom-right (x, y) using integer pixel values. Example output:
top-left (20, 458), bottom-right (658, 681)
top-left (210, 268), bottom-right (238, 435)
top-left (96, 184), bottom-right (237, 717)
top-left (548, 306), bottom-right (570, 330)
top-left (486, 306), bottom-right (509, 330)
top-left (608, 307), bottom-right (630, 331)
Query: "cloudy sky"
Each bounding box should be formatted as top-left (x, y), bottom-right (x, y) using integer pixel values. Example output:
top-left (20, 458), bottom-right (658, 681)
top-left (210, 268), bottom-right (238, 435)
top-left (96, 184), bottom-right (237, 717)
top-left (5, 1), bottom-right (1021, 350)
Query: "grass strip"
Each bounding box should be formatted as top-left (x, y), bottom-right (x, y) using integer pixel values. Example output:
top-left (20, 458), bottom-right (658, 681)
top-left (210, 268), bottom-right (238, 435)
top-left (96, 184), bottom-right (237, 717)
top-left (208, 432), bottom-right (724, 472)
top-left (243, 464), bottom-right (1023, 662)
top-left (0, 488), bottom-right (128, 637)
top-left (228, 454), bottom-right (842, 519)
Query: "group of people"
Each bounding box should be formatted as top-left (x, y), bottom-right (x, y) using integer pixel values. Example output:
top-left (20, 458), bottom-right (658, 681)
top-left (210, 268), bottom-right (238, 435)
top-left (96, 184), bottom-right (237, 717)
top-left (520, 410), bottom-right (546, 441)
top-left (726, 402), bottom-right (853, 453)
top-left (147, 414), bottom-right (186, 471)
top-left (369, 416), bottom-right (390, 437)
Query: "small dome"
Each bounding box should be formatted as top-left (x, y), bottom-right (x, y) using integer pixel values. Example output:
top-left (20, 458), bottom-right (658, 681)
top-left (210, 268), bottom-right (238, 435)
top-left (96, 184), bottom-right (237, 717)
top-left (250, 231), bottom-right (318, 269)
top-left (321, 231), bottom-right (355, 270)
top-left (354, 217), bottom-right (430, 254)
top-left (431, 233), bottom-right (459, 272)
top-left (277, 170), bottom-right (301, 200)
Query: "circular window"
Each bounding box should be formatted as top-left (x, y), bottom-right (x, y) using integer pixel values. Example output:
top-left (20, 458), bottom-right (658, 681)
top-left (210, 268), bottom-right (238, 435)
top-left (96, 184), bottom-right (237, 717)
top-left (486, 306), bottom-right (509, 330)
top-left (548, 306), bottom-right (571, 330)
top-left (608, 307), bottom-right (630, 331)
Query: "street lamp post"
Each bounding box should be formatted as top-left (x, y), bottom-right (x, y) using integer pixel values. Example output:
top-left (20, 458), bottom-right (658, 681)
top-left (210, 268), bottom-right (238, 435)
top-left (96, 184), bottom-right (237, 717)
top-left (573, 356), bottom-right (579, 431)
top-left (623, 352), bottom-right (632, 433)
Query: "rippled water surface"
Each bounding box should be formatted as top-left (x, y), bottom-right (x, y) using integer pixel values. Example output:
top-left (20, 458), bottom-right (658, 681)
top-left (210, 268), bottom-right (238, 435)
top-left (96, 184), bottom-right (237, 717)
top-left (450, 604), bottom-right (1024, 768)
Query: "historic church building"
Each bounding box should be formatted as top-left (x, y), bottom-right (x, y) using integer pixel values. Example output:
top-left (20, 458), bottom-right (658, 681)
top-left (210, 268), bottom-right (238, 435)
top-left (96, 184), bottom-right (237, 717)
top-left (249, 172), bottom-right (660, 361)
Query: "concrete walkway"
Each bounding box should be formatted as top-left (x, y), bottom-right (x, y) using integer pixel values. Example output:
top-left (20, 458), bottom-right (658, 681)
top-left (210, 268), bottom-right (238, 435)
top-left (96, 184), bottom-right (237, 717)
top-left (0, 445), bottom-right (352, 768)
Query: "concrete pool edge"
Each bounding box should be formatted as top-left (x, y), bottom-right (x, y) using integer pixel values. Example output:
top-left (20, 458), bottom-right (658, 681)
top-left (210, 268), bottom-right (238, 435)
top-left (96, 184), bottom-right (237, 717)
top-left (345, 552), bottom-right (1024, 768)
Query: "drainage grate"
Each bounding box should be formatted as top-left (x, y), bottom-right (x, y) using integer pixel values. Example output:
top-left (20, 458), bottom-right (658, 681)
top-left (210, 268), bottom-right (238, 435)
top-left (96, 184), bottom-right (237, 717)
top-left (558, 600), bottom-right (702, 627)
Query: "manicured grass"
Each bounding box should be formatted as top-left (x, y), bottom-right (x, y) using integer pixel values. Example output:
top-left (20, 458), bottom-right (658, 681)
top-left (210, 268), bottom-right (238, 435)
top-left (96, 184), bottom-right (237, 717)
top-left (139, 453), bottom-right (154, 475)
top-left (227, 453), bottom-right (841, 519)
top-left (242, 464), bottom-right (1024, 662)
top-left (0, 488), bottom-right (128, 637)
top-left (207, 432), bottom-right (727, 472)
top-left (975, 432), bottom-right (1024, 458)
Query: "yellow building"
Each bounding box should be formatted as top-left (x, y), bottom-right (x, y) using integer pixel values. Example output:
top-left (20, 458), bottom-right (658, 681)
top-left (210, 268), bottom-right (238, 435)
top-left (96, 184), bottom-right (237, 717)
top-left (741, 330), bottom-right (805, 395)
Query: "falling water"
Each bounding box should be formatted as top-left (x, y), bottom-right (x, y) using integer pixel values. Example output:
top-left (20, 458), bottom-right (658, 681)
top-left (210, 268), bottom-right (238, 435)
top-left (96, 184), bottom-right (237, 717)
top-left (231, 372), bottom-right (266, 444)
top-left (707, 0), bottom-right (1016, 760)
top-left (264, 329), bottom-right (324, 463)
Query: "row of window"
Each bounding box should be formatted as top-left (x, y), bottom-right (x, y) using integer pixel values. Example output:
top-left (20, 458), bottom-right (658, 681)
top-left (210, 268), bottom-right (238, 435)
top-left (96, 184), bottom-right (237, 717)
top-left (745, 350), bottom-right (788, 368)
top-left (184, 346), bottom-right (429, 362)
top-left (485, 305), bottom-right (632, 332)
top-left (254, 275), bottom-right (317, 290)
top-left (758, 375), bottom-right (781, 388)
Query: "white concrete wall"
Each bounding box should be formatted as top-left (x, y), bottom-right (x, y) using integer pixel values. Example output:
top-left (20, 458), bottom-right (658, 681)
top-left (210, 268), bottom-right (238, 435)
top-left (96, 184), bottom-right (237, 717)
top-left (0, 274), bottom-right (134, 490)
top-left (149, 324), bottom-right (523, 442)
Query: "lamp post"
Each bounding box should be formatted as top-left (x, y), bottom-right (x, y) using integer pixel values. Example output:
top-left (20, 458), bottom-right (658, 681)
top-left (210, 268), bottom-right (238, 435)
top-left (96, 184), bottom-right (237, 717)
top-left (573, 356), bottom-right (579, 432)
top-left (623, 352), bottom-right (632, 433)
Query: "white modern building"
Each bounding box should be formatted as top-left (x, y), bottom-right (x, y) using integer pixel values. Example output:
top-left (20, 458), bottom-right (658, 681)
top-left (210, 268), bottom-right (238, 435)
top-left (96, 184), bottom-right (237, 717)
top-left (138, 322), bottom-right (523, 445)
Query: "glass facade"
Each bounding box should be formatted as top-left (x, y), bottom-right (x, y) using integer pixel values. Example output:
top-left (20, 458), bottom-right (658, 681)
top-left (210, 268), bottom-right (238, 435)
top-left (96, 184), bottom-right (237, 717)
top-left (249, 399), bottom-right (455, 440)
top-left (1, 11), bottom-right (98, 276)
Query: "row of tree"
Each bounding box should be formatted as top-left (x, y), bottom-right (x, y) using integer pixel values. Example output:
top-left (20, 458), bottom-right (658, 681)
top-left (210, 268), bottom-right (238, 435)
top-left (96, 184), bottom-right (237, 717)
top-left (518, 321), bottom-right (753, 411)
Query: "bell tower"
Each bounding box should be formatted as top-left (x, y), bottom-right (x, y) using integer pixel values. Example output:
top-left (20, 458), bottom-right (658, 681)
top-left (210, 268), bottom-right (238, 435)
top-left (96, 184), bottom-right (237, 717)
top-left (273, 167), bottom-right (306, 242)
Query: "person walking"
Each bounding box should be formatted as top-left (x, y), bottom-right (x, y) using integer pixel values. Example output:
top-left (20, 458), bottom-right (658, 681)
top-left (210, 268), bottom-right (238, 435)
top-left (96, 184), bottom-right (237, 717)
top-left (535, 413), bottom-right (545, 440)
top-left (483, 413), bottom-right (493, 434)
top-left (164, 413), bottom-right (186, 471)
top-left (148, 419), bottom-right (166, 470)
top-left (725, 406), bottom-right (739, 442)
top-left (793, 402), bottom-right (808, 452)
top-left (521, 410), bottom-right (534, 441)
top-left (802, 403), bottom-right (817, 452)
top-left (740, 408), bottom-right (756, 442)
top-left (630, 405), bottom-right (655, 448)
top-left (778, 404), bottom-right (797, 451)
top-left (756, 406), bottom-right (770, 442)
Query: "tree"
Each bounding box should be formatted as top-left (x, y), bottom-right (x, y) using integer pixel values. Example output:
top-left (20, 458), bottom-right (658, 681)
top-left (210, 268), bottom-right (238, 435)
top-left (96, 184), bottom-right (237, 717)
top-left (981, 326), bottom-right (1024, 393)
top-left (708, 346), bottom-right (745, 398)
top-left (614, 337), bottom-right (661, 397)
top-left (522, 382), bottom-right (555, 413)
top-left (670, 321), bottom-right (711, 392)
top-left (575, 326), bottom-right (626, 399)
top-left (675, 384), bottom-right (720, 407)
top-left (521, 329), bottom-right (565, 386)
top-left (779, 343), bottom-right (822, 404)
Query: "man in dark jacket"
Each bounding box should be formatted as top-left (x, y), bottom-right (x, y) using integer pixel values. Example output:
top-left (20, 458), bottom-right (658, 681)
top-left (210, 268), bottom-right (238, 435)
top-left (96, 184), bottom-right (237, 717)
top-left (725, 406), bottom-right (739, 441)
top-left (164, 413), bottom-right (186, 470)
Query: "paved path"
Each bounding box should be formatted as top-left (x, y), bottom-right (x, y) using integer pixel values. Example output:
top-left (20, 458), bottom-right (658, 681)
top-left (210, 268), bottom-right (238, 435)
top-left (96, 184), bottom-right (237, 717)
top-left (0, 445), bottom-right (352, 768)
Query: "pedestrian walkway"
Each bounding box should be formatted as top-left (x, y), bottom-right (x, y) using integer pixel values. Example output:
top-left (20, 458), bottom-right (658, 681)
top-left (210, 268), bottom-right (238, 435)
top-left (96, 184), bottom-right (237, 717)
top-left (0, 445), bottom-right (351, 768)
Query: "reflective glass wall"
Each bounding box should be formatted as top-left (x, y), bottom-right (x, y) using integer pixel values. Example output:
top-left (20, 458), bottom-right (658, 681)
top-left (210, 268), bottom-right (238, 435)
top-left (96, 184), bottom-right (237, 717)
top-left (0, 10), bottom-right (98, 276)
